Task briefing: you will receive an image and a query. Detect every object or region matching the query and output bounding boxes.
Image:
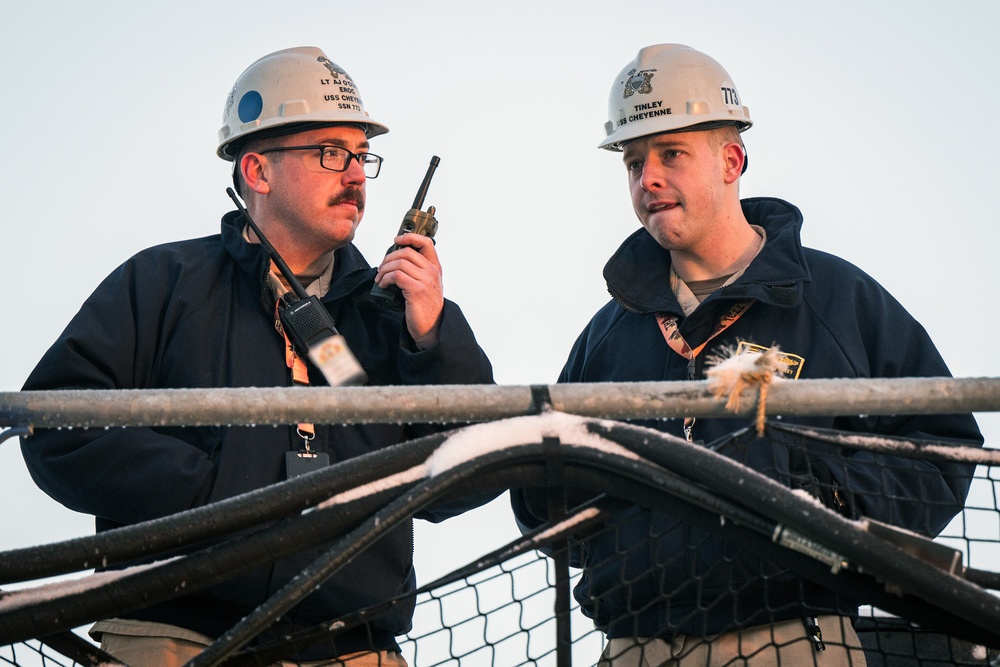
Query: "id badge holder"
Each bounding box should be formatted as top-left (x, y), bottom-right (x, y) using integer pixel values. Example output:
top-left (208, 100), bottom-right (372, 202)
top-left (285, 428), bottom-right (329, 479)
top-left (286, 449), bottom-right (330, 479)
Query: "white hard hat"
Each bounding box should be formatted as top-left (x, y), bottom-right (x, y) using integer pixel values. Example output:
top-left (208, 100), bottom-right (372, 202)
top-left (600, 44), bottom-right (751, 151)
top-left (217, 46), bottom-right (389, 160)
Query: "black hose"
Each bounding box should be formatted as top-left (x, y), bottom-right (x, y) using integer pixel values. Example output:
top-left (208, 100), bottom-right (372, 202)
top-left (0, 431), bottom-right (451, 585)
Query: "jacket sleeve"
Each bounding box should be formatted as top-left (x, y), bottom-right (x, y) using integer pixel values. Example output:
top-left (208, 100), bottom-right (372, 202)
top-left (791, 424), bottom-right (979, 537)
top-left (810, 270), bottom-right (983, 536)
top-left (395, 299), bottom-right (494, 386)
top-left (395, 299), bottom-right (498, 523)
top-left (20, 261), bottom-right (217, 528)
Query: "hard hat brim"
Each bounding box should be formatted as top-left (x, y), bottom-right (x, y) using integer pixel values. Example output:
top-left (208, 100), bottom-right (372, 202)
top-left (218, 119), bottom-right (389, 161)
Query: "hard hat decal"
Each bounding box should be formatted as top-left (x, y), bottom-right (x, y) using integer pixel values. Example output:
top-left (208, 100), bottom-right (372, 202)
top-left (616, 101), bottom-right (671, 130)
top-left (319, 75), bottom-right (364, 113)
top-left (238, 91), bottom-right (264, 124)
top-left (721, 85), bottom-right (740, 106)
top-left (316, 57), bottom-right (364, 113)
top-left (317, 56), bottom-right (346, 79)
top-left (623, 68), bottom-right (656, 98)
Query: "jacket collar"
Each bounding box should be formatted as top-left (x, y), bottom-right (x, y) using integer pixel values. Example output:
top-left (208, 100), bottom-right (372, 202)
top-left (603, 197), bottom-right (811, 315)
top-left (220, 210), bottom-right (376, 304)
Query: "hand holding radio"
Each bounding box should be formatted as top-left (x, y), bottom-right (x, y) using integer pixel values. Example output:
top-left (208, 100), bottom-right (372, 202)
top-left (371, 157), bottom-right (445, 348)
top-left (370, 156), bottom-right (441, 311)
top-left (379, 232), bottom-right (444, 348)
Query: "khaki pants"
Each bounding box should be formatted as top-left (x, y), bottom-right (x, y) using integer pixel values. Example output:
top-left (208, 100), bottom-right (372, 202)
top-left (599, 615), bottom-right (867, 667)
top-left (99, 631), bottom-right (408, 667)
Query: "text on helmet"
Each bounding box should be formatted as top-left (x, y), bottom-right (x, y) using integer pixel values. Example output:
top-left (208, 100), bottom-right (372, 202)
top-left (617, 101), bottom-right (671, 128)
top-left (319, 78), bottom-right (363, 113)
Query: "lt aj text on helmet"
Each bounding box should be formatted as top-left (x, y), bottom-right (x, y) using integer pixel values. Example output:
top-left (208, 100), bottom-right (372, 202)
top-left (600, 43), bottom-right (751, 151)
top-left (217, 46), bottom-right (389, 161)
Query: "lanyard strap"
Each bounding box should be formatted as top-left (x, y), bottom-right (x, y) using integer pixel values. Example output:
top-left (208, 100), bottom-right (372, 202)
top-left (656, 300), bottom-right (754, 360)
top-left (655, 300), bottom-right (755, 440)
top-left (275, 302), bottom-right (316, 447)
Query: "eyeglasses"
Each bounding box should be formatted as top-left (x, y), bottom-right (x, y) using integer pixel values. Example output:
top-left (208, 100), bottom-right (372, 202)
top-left (257, 145), bottom-right (383, 178)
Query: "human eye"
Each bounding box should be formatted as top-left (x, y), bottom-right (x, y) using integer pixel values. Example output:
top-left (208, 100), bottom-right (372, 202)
top-left (624, 157), bottom-right (643, 173)
top-left (321, 146), bottom-right (349, 160)
top-left (319, 146), bottom-right (352, 170)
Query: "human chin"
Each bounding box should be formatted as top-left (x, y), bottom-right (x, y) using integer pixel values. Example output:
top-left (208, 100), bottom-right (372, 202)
top-left (641, 216), bottom-right (684, 250)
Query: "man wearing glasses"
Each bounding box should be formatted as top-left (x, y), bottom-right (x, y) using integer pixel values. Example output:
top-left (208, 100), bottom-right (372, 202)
top-left (20, 46), bottom-right (493, 666)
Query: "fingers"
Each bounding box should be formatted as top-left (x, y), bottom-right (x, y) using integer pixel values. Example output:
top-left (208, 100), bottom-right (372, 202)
top-left (374, 234), bottom-right (440, 291)
top-left (374, 233), bottom-right (444, 348)
top-left (374, 233), bottom-right (438, 279)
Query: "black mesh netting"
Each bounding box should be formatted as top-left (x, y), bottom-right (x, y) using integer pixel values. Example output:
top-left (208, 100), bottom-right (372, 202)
top-left (2, 416), bottom-right (998, 666)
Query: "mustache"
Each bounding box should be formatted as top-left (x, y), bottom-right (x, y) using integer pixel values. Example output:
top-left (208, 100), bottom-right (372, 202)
top-left (330, 187), bottom-right (365, 212)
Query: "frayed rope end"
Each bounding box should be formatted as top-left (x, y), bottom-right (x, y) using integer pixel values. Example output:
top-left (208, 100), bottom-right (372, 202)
top-left (705, 345), bottom-right (789, 435)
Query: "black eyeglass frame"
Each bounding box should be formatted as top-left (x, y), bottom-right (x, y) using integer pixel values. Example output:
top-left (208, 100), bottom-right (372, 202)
top-left (256, 145), bottom-right (383, 178)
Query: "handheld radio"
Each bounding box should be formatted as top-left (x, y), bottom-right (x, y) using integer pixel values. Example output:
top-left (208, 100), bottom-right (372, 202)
top-left (369, 156), bottom-right (441, 310)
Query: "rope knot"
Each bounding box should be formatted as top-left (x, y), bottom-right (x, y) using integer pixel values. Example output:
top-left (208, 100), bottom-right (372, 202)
top-left (705, 345), bottom-right (789, 435)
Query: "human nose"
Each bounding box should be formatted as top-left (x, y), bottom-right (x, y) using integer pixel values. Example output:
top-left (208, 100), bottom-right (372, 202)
top-left (639, 155), bottom-right (665, 192)
top-left (342, 153), bottom-right (367, 184)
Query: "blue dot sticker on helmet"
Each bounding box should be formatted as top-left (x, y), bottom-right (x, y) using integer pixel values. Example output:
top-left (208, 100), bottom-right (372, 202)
top-left (238, 91), bottom-right (263, 124)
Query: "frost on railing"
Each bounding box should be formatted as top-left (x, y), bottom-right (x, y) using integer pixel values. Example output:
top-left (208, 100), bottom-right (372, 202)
top-left (1, 380), bottom-right (1000, 666)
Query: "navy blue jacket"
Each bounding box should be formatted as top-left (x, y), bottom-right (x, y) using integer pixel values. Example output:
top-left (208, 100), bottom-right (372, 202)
top-left (21, 211), bottom-right (494, 657)
top-left (512, 197), bottom-right (981, 638)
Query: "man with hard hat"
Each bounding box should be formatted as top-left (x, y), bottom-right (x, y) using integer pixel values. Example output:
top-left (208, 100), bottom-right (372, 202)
top-left (512, 44), bottom-right (981, 665)
top-left (21, 47), bottom-right (493, 666)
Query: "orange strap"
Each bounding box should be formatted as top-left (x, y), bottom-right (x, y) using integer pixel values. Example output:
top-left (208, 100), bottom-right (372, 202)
top-left (656, 300), bottom-right (754, 360)
top-left (275, 302), bottom-right (316, 446)
top-left (655, 300), bottom-right (755, 440)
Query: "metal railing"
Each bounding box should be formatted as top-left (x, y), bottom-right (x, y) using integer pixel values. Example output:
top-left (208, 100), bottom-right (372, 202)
top-left (4, 377), bottom-right (1000, 429)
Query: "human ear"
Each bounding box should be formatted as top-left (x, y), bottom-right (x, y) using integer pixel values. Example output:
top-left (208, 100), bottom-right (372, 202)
top-left (722, 142), bottom-right (746, 184)
top-left (240, 153), bottom-right (271, 195)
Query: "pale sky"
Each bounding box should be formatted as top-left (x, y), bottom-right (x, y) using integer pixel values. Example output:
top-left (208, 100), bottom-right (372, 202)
top-left (1, 0), bottom-right (998, 632)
